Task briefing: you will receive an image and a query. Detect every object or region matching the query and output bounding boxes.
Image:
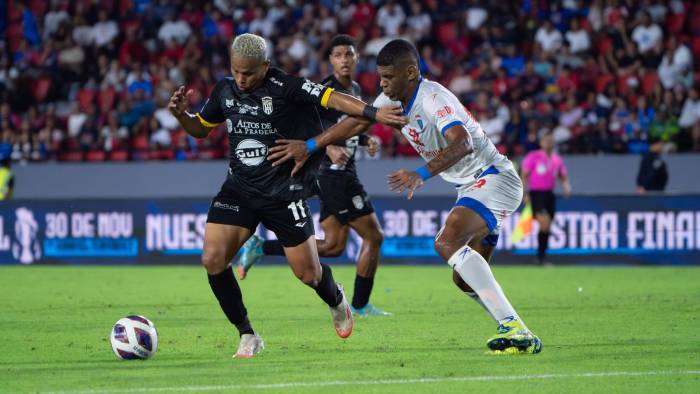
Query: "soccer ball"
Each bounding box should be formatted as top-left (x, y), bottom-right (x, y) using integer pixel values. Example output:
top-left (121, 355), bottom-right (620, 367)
top-left (109, 315), bottom-right (158, 360)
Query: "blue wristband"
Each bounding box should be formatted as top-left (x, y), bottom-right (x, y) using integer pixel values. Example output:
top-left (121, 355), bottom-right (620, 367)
top-left (416, 166), bottom-right (431, 181)
top-left (305, 138), bottom-right (317, 154)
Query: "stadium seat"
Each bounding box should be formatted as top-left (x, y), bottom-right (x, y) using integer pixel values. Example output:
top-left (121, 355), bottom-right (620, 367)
top-left (108, 150), bottom-right (129, 161)
top-left (218, 20), bottom-right (234, 39)
top-left (118, 0), bottom-right (131, 17)
top-left (198, 148), bottom-right (215, 160)
top-left (96, 0), bottom-right (116, 12)
top-left (152, 150), bottom-right (175, 161)
top-left (596, 37), bottom-right (613, 55)
top-left (370, 124), bottom-right (394, 147)
top-left (29, 0), bottom-right (48, 18)
top-left (7, 23), bottom-right (23, 53)
top-left (692, 37), bottom-right (700, 61)
top-left (85, 150), bottom-right (106, 162)
top-left (198, 148), bottom-right (224, 160)
top-left (642, 72), bottom-right (659, 95)
top-left (7, 1), bottom-right (20, 20)
top-left (437, 21), bottom-right (457, 45)
top-left (120, 19), bottom-right (141, 33)
top-left (77, 89), bottom-right (96, 112)
top-left (691, 13), bottom-right (700, 36)
top-left (692, 0), bottom-right (700, 13)
top-left (98, 89), bottom-right (116, 113)
top-left (666, 13), bottom-right (686, 34)
top-left (32, 77), bottom-right (52, 103)
top-left (513, 144), bottom-right (525, 156)
top-left (616, 74), bottom-right (632, 96)
top-left (130, 150), bottom-right (150, 161)
top-left (596, 74), bottom-right (615, 93)
top-left (131, 134), bottom-right (149, 151)
top-left (358, 72), bottom-right (379, 96)
top-left (58, 151), bottom-right (84, 162)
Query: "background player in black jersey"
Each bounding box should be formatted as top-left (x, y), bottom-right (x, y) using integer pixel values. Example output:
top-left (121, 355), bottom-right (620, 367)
top-left (235, 35), bottom-right (390, 317)
top-left (167, 33), bottom-right (405, 358)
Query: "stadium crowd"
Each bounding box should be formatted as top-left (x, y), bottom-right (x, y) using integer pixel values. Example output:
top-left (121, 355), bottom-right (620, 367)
top-left (1, 0), bottom-right (700, 163)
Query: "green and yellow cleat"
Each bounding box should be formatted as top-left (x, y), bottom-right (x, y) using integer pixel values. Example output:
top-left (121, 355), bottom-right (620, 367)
top-left (486, 318), bottom-right (542, 354)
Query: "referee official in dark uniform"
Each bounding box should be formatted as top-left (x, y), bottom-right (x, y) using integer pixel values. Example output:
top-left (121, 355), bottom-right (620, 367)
top-left (167, 33), bottom-right (406, 358)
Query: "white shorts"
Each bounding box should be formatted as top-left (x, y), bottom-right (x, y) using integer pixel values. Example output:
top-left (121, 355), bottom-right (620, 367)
top-left (454, 162), bottom-right (523, 243)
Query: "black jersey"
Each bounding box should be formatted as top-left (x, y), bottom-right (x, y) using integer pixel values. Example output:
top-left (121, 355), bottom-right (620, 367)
top-left (198, 67), bottom-right (332, 201)
top-left (318, 75), bottom-right (364, 175)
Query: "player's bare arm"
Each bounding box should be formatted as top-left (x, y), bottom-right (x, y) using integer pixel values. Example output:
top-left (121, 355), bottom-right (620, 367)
top-left (168, 86), bottom-right (213, 138)
top-left (561, 174), bottom-right (572, 197)
top-left (388, 124), bottom-right (474, 200)
top-left (268, 116), bottom-right (371, 175)
top-left (326, 90), bottom-right (406, 128)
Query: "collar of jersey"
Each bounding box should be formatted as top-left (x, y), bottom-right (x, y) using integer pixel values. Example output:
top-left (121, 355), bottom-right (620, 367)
top-left (403, 76), bottom-right (423, 116)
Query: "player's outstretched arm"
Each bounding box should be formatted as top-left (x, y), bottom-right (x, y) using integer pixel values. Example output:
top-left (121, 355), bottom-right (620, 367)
top-left (388, 124), bottom-right (473, 199)
top-left (168, 86), bottom-right (213, 138)
top-left (326, 91), bottom-right (406, 129)
top-left (268, 116), bottom-right (371, 176)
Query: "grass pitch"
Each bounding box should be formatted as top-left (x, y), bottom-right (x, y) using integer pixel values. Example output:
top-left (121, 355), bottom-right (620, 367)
top-left (1, 265), bottom-right (698, 393)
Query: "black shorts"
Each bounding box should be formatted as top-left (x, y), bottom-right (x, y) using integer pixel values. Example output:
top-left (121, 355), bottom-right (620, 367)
top-left (530, 190), bottom-right (556, 217)
top-left (207, 179), bottom-right (314, 247)
top-left (318, 172), bottom-right (375, 225)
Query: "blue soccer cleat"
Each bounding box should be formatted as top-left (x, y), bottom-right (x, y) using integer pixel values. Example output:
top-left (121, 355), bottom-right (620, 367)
top-left (236, 234), bottom-right (263, 280)
top-left (350, 303), bottom-right (392, 317)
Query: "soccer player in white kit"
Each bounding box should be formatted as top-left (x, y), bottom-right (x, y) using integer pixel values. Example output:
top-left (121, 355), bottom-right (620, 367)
top-left (269, 39), bottom-right (541, 354)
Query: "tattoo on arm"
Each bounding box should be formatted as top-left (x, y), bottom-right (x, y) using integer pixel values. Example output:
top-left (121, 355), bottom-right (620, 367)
top-left (424, 126), bottom-right (473, 175)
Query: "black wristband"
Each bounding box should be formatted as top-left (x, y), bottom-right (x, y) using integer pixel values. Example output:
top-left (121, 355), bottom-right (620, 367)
top-left (362, 105), bottom-right (378, 121)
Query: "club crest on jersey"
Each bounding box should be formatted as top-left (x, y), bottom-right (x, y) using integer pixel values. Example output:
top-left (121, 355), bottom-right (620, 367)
top-left (225, 99), bottom-right (235, 108)
top-left (262, 96), bottom-right (273, 115)
top-left (352, 195), bottom-right (364, 209)
top-left (415, 115), bottom-right (425, 131)
top-left (235, 139), bottom-right (268, 166)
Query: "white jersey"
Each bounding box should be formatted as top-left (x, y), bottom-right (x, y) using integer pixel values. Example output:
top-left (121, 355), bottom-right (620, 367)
top-left (373, 78), bottom-right (510, 184)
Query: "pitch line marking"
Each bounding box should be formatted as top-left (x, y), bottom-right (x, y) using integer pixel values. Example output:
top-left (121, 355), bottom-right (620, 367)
top-left (46, 370), bottom-right (700, 394)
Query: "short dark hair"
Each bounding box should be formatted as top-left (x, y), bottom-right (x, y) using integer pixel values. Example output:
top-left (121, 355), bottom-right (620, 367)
top-left (377, 39), bottom-right (419, 67)
top-left (327, 34), bottom-right (356, 57)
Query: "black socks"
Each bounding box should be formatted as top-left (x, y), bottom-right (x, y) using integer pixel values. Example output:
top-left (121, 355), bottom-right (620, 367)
top-left (207, 266), bottom-right (254, 336)
top-left (314, 263), bottom-right (343, 307)
top-left (262, 240), bottom-right (285, 256)
top-left (537, 231), bottom-right (550, 263)
top-left (351, 274), bottom-right (374, 309)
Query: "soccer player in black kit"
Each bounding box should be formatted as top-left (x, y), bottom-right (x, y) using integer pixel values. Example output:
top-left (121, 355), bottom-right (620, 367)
top-left (167, 33), bottom-right (405, 358)
top-left (235, 35), bottom-right (390, 317)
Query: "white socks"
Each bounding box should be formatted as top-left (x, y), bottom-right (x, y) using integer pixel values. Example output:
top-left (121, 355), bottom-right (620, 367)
top-left (464, 290), bottom-right (496, 322)
top-left (448, 244), bottom-right (524, 326)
